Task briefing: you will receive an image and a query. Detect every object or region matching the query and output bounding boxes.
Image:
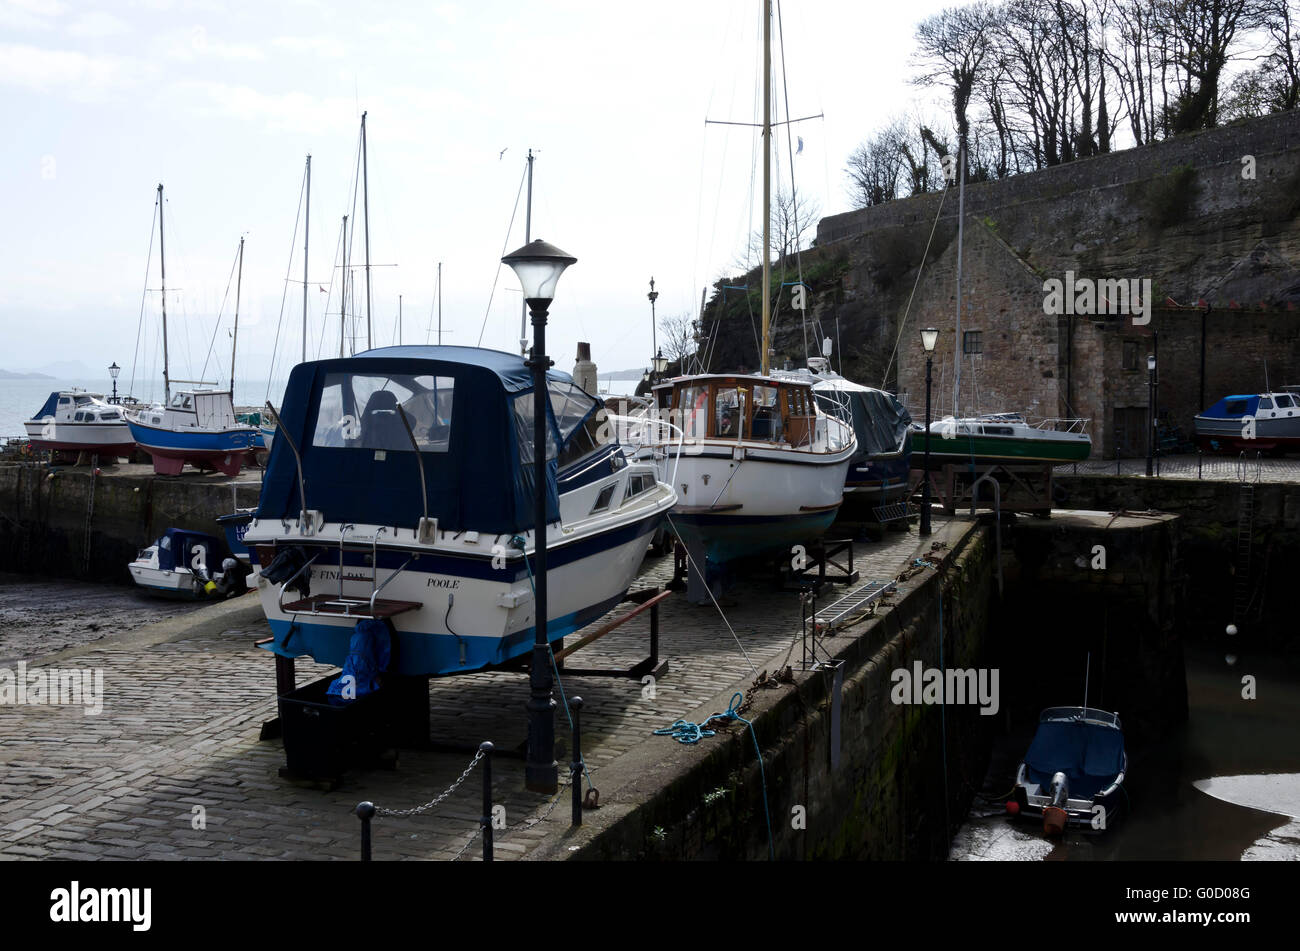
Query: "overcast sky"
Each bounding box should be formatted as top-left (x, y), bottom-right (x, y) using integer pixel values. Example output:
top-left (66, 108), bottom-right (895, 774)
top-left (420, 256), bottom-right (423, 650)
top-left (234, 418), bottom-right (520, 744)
top-left (1, 0), bottom-right (955, 393)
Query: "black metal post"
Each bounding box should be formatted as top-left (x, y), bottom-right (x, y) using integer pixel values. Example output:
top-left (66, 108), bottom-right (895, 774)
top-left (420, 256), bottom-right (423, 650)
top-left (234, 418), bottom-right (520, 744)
top-left (1146, 345), bottom-right (1155, 478)
top-left (1153, 330), bottom-right (1160, 477)
top-left (480, 740), bottom-right (494, 862)
top-left (920, 354), bottom-right (934, 536)
top-left (570, 696), bottom-right (584, 827)
top-left (525, 299), bottom-right (559, 794)
top-left (356, 801), bottom-right (375, 861)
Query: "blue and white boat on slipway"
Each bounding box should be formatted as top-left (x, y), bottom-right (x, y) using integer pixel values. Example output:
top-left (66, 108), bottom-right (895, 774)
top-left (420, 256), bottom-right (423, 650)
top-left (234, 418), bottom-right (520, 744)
top-left (126, 389), bottom-right (262, 476)
top-left (242, 345), bottom-right (676, 677)
top-left (1195, 391), bottom-right (1300, 455)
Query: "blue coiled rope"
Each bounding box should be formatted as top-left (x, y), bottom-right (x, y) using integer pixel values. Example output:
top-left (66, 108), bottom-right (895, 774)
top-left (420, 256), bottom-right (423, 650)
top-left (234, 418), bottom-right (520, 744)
top-left (654, 692), bottom-right (774, 860)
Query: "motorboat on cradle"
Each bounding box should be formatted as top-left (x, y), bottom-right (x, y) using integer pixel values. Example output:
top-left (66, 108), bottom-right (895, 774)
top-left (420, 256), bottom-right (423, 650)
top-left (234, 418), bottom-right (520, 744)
top-left (243, 345), bottom-right (677, 678)
top-left (638, 372), bottom-right (855, 566)
top-left (126, 389), bottom-right (262, 476)
top-left (128, 527), bottom-right (241, 599)
top-left (772, 357), bottom-right (912, 517)
top-left (1194, 391), bottom-right (1300, 454)
top-left (1011, 706), bottom-right (1128, 835)
top-left (24, 391), bottom-right (136, 460)
top-left (911, 413), bottom-right (1092, 467)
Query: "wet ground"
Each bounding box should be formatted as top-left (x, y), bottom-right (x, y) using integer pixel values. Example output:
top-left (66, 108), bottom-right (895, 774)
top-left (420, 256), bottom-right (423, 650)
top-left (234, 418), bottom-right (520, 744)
top-left (951, 643), bottom-right (1300, 860)
top-left (0, 573), bottom-right (202, 664)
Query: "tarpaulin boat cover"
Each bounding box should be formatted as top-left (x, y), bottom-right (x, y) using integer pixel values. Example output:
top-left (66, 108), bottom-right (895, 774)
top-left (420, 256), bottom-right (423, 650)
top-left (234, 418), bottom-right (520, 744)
top-left (1025, 719), bottom-right (1126, 799)
top-left (813, 385), bottom-right (912, 458)
top-left (256, 346), bottom-right (602, 535)
top-left (327, 619), bottom-right (390, 702)
top-left (1198, 394), bottom-right (1261, 419)
top-left (154, 528), bottom-right (221, 577)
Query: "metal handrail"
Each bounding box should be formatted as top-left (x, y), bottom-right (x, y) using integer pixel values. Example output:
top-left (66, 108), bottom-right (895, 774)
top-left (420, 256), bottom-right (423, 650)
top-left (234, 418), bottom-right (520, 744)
top-left (266, 401), bottom-right (310, 534)
top-left (396, 406), bottom-right (430, 528)
top-left (275, 552), bottom-right (321, 613)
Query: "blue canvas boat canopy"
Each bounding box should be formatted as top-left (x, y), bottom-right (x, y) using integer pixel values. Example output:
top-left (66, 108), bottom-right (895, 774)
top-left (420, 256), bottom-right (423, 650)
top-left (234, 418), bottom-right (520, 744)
top-left (1024, 719), bottom-right (1125, 799)
top-left (256, 345), bottom-right (608, 535)
top-left (153, 528), bottom-right (221, 572)
top-left (31, 392), bottom-right (60, 421)
top-left (1200, 394), bottom-right (1261, 419)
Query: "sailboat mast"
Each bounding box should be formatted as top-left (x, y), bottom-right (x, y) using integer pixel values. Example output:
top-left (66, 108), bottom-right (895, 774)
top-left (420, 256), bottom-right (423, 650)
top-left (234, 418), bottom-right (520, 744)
top-left (158, 183), bottom-right (170, 403)
top-left (437, 261), bottom-right (443, 346)
top-left (362, 111), bottom-right (373, 350)
top-left (340, 215), bottom-right (348, 358)
top-left (760, 0), bottom-right (772, 376)
top-left (953, 145), bottom-right (965, 417)
top-left (520, 148), bottom-right (534, 355)
top-left (303, 153), bottom-right (311, 364)
top-left (231, 236), bottom-right (243, 395)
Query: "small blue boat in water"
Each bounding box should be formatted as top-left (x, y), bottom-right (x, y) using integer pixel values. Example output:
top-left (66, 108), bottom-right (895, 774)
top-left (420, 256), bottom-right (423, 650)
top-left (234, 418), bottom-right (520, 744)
top-left (1012, 706), bottom-right (1128, 835)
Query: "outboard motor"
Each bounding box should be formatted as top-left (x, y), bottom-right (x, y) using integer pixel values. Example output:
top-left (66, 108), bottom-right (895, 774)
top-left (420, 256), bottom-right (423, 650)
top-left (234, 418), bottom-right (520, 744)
top-left (1043, 771), bottom-right (1069, 835)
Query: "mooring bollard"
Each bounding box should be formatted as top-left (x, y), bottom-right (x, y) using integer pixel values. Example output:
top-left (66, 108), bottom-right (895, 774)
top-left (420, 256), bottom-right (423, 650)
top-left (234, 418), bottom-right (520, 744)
top-left (570, 696), bottom-right (584, 827)
top-left (1198, 449), bottom-right (1203, 480)
top-left (479, 741), bottom-right (494, 862)
top-left (356, 801), bottom-right (375, 862)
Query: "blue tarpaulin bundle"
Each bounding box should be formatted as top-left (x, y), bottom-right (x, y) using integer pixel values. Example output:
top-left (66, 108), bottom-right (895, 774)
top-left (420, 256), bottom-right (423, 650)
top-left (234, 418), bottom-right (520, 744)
top-left (326, 619), bottom-right (391, 703)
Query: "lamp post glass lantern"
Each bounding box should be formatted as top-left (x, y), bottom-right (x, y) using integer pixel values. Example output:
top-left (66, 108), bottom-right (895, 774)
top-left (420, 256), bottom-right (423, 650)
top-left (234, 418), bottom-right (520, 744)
top-left (501, 238), bottom-right (576, 794)
top-left (919, 329), bottom-right (938, 536)
top-left (653, 349), bottom-right (668, 379)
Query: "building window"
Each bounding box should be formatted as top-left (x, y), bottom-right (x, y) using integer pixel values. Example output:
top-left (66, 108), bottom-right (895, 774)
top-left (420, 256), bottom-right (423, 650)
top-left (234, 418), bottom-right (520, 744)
top-left (962, 331), bottom-right (982, 354)
top-left (1122, 340), bottom-right (1139, 370)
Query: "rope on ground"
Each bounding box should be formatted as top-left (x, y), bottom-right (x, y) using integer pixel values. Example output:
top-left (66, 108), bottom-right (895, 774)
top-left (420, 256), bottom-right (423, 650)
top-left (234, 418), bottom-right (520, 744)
top-left (652, 691), bottom-right (774, 860)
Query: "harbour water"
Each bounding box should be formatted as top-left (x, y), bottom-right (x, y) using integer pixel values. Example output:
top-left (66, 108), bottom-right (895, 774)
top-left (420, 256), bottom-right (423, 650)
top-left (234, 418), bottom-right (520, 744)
top-left (950, 643), bottom-right (1300, 861)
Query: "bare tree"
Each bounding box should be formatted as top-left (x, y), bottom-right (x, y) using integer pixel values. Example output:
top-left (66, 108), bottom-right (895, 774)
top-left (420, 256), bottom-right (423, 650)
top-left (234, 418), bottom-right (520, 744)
top-left (1159, 0), bottom-right (1267, 133)
top-left (913, 1), bottom-right (1002, 169)
top-left (659, 312), bottom-right (697, 369)
top-left (737, 187), bottom-right (821, 267)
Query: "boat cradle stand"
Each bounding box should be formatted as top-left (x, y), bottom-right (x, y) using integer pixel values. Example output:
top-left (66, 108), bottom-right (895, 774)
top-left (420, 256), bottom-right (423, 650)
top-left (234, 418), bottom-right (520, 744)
top-left (778, 537), bottom-right (860, 592)
top-left (430, 587), bottom-right (673, 759)
top-left (913, 462), bottom-right (1057, 518)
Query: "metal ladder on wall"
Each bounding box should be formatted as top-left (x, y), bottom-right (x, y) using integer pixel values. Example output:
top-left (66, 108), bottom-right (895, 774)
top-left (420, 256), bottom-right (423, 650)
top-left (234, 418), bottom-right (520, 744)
top-left (81, 454), bottom-right (99, 574)
top-left (1231, 452), bottom-right (1261, 625)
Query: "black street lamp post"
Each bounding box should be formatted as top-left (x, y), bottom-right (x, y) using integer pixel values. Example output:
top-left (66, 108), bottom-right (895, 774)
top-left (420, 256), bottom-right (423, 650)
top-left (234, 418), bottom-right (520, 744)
top-left (502, 238), bottom-right (576, 794)
top-left (108, 362), bottom-right (120, 404)
top-left (1146, 349), bottom-right (1156, 478)
top-left (648, 277), bottom-right (659, 373)
top-left (919, 328), bottom-right (938, 536)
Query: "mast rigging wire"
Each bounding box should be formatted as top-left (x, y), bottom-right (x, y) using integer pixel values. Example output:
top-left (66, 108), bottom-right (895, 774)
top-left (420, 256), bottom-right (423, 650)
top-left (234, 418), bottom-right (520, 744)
top-left (128, 195), bottom-right (158, 403)
top-left (266, 164), bottom-right (308, 402)
top-left (476, 160), bottom-right (529, 348)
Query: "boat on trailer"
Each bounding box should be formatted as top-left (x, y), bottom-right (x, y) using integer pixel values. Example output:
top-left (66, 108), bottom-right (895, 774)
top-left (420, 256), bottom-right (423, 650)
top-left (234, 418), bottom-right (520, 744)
top-left (1194, 391), bottom-right (1300, 454)
top-left (911, 413), bottom-right (1092, 467)
top-left (243, 345), bottom-right (676, 677)
top-left (1011, 706), bottom-right (1127, 835)
top-left (24, 391), bottom-right (136, 460)
top-left (640, 371), bottom-right (855, 566)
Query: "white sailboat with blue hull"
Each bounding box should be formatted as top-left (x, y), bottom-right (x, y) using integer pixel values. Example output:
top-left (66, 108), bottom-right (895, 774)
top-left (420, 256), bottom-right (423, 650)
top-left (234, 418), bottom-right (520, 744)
top-left (243, 345), bottom-right (676, 677)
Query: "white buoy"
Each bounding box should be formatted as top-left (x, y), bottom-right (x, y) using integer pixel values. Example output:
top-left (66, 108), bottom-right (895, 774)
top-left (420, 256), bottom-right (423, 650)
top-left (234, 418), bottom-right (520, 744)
top-left (1226, 624), bottom-right (1238, 636)
top-left (1226, 653), bottom-right (1238, 666)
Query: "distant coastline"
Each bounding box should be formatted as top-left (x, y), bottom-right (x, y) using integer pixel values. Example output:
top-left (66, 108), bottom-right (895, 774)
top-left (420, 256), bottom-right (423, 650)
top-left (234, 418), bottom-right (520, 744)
top-left (0, 369), bottom-right (54, 380)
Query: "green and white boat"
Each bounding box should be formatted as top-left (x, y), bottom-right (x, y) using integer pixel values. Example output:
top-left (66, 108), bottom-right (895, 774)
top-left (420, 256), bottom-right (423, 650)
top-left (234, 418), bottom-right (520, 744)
top-left (911, 413), bottom-right (1092, 467)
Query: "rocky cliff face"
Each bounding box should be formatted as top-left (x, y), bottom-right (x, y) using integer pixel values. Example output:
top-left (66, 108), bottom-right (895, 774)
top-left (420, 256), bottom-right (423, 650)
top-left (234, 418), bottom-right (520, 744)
top-left (696, 109), bottom-right (1300, 425)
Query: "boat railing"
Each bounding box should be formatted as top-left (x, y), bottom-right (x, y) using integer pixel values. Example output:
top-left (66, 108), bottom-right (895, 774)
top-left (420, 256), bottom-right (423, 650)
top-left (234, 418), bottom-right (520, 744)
top-left (605, 411), bottom-right (684, 489)
top-left (265, 400), bottom-right (314, 535)
top-left (1027, 416), bottom-right (1091, 435)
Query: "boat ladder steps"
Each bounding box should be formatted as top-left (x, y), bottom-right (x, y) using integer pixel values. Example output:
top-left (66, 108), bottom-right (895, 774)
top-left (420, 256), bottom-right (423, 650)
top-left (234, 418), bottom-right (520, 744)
top-left (814, 579), bottom-right (897, 630)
